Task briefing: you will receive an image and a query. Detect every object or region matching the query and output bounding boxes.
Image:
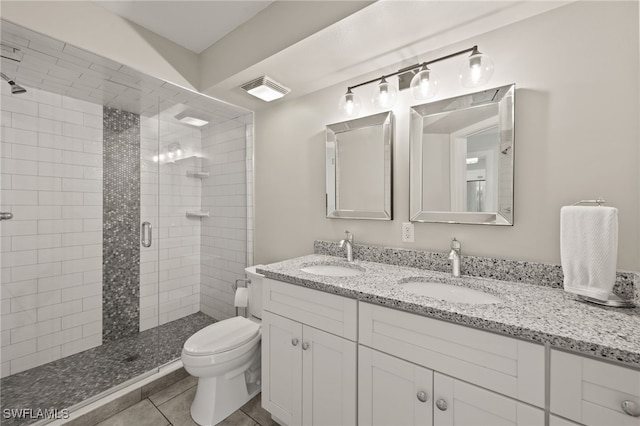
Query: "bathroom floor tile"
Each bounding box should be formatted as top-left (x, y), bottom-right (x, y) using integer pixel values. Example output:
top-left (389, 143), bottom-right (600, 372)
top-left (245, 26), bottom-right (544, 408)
top-left (156, 386), bottom-right (199, 426)
top-left (95, 399), bottom-right (169, 426)
top-left (149, 375), bottom-right (198, 406)
top-left (155, 385), bottom-right (261, 426)
top-left (240, 394), bottom-right (278, 426)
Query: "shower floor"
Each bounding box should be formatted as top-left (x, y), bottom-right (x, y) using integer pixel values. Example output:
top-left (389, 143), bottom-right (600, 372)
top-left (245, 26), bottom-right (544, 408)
top-left (0, 312), bottom-right (216, 426)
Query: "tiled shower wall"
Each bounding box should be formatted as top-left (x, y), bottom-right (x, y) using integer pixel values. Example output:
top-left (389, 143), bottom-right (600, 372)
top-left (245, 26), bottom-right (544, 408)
top-left (200, 115), bottom-right (252, 320)
top-left (139, 117), bottom-right (202, 331)
top-left (0, 85), bottom-right (103, 377)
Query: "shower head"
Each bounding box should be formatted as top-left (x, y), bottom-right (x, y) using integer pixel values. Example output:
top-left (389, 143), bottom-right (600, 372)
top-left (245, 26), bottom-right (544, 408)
top-left (0, 72), bottom-right (27, 94)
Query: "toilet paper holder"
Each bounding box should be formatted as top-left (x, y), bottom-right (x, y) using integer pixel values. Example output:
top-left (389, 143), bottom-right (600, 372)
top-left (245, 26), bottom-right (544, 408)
top-left (232, 278), bottom-right (251, 317)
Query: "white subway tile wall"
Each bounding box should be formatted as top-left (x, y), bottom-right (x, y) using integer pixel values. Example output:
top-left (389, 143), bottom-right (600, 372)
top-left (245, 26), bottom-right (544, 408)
top-left (0, 85), bottom-right (103, 377)
top-left (200, 117), bottom-right (252, 320)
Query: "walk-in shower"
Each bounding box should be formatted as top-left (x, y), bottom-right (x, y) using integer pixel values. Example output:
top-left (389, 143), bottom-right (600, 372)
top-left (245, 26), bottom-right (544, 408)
top-left (0, 19), bottom-right (253, 425)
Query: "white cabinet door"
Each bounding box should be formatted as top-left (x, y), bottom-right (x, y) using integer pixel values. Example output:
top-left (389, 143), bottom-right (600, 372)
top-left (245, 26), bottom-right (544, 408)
top-left (263, 311), bottom-right (357, 426)
top-left (262, 311), bottom-right (303, 426)
top-left (550, 414), bottom-right (583, 425)
top-left (550, 349), bottom-right (640, 426)
top-left (302, 325), bottom-right (357, 426)
top-left (359, 346), bottom-right (433, 426)
top-left (433, 373), bottom-right (544, 426)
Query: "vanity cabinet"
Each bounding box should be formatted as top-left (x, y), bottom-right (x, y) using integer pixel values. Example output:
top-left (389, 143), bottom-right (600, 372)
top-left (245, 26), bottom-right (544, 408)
top-left (261, 278), bottom-right (357, 426)
top-left (359, 346), bottom-right (433, 425)
top-left (550, 349), bottom-right (640, 426)
top-left (358, 302), bottom-right (545, 425)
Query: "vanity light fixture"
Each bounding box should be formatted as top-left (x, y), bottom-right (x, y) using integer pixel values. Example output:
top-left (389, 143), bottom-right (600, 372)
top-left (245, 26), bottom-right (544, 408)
top-left (240, 76), bottom-right (290, 102)
top-left (372, 77), bottom-right (398, 109)
top-left (338, 45), bottom-right (494, 116)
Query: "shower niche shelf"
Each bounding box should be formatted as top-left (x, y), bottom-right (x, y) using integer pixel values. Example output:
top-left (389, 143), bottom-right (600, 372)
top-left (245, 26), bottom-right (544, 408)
top-left (186, 211), bottom-right (210, 218)
top-left (186, 170), bottom-right (209, 179)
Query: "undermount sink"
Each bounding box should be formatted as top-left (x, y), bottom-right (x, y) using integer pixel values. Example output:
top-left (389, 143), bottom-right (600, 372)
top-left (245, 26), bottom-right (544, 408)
top-left (300, 264), bottom-right (364, 277)
top-left (402, 280), bottom-right (502, 304)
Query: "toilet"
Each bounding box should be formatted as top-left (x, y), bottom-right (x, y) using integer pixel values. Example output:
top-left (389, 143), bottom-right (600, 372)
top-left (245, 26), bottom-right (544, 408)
top-left (182, 266), bottom-right (264, 426)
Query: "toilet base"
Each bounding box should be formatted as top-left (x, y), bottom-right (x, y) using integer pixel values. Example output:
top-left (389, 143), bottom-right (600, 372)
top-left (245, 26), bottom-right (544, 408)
top-left (190, 349), bottom-right (261, 426)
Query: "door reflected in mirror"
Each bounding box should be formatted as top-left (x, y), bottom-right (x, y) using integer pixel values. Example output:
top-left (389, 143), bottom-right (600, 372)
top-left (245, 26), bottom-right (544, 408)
top-left (410, 84), bottom-right (514, 225)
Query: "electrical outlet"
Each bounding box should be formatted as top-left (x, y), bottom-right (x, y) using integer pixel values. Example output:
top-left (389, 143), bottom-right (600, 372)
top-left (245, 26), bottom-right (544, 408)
top-left (402, 222), bottom-right (414, 243)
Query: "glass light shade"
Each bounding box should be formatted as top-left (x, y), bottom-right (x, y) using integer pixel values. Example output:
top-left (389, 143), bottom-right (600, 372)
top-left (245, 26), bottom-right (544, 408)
top-left (372, 78), bottom-right (397, 109)
top-left (459, 52), bottom-right (494, 88)
top-left (338, 89), bottom-right (361, 116)
top-left (409, 67), bottom-right (440, 100)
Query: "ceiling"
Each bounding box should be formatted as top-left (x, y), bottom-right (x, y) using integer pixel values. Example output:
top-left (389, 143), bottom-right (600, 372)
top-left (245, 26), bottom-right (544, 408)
top-left (1, 1), bottom-right (573, 113)
top-left (93, 1), bottom-right (273, 54)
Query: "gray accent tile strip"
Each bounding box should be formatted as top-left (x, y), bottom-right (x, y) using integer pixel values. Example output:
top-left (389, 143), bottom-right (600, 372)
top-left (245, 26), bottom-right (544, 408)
top-left (103, 106), bottom-right (141, 342)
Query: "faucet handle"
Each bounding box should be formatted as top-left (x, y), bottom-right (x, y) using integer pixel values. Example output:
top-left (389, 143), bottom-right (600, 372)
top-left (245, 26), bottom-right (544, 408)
top-left (451, 237), bottom-right (461, 251)
top-left (344, 230), bottom-right (353, 242)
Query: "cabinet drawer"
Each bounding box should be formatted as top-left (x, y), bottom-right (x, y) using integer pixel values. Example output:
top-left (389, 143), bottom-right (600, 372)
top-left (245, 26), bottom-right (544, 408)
top-left (550, 349), bottom-right (640, 425)
top-left (263, 278), bottom-right (357, 341)
top-left (359, 302), bottom-right (544, 407)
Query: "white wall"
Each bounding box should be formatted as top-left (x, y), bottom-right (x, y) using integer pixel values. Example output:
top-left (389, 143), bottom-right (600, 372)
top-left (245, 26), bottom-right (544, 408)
top-left (0, 85), bottom-right (103, 377)
top-left (254, 1), bottom-right (640, 271)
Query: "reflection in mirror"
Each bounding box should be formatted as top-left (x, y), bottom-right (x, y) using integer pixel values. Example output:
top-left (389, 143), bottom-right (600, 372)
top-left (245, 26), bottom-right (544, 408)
top-left (410, 84), bottom-right (514, 225)
top-left (326, 111), bottom-right (393, 220)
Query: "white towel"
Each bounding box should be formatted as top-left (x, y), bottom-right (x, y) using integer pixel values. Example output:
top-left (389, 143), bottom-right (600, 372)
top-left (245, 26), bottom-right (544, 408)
top-left (560, 206), bottom-right (618, 301)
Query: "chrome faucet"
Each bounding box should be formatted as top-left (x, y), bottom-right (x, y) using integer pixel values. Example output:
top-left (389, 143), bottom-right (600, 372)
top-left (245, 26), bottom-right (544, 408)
top-left (448, 237), bottom-right (461, 278)
top-left (339, 230), bottom-right (354, 262)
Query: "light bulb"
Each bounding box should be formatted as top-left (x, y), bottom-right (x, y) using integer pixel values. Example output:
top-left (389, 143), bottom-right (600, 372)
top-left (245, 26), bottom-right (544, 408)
top-left (159, 154), bottom-right (165, 162)
top-left (338, 88), bottom-right (361, 116)
top-left (152, 155), bottom-right (159, 163)
top-left (459, 49), bottom-right (494, 88)
top-left (372, 78), bottom-right (397, 109)
top-left (175, 149), bottom-right (182, 156)
top-left (409, 66), bottom-right (439, 100)
top-left (167, 151), bottom-right (174, 159)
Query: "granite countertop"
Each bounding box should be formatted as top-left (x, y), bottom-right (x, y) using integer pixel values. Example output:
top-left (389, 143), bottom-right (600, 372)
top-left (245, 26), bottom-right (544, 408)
top-left (257, 254), bottom-right (640, 369)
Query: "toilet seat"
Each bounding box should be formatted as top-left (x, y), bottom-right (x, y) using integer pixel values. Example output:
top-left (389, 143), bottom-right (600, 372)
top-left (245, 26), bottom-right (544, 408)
top-left (183, 316), bottom-right (260, 357)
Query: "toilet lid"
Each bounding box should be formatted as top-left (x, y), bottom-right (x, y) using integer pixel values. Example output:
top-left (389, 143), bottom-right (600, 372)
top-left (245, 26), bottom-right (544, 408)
top-left (183, 317), bottom-right (260, 356)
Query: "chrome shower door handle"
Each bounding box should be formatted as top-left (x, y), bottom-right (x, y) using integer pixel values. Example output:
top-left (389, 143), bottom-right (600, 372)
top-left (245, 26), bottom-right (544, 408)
top-left (0, 212), bottom-right (13, 220)
top-left (141, 222), bottom-right (152, 247)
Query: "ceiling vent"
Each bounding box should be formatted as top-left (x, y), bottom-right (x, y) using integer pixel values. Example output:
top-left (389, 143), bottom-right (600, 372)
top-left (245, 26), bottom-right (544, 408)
top-left (240, 76), bottom-right (290, 102)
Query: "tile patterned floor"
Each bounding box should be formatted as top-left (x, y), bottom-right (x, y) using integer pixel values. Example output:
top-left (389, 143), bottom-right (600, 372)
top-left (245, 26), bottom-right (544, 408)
top-left (1, 313), bottom-right (216, 426)
top-left (96, 376), bottom-right (277, 426)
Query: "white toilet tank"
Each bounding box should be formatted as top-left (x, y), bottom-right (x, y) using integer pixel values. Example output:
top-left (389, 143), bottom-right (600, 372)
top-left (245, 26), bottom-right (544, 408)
top-left (244, 266), bottom-right (264, 320)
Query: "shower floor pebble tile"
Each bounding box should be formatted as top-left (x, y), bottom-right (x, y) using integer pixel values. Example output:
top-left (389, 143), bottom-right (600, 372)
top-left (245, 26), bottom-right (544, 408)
top-left (0, 313), bottom-right (216, 426)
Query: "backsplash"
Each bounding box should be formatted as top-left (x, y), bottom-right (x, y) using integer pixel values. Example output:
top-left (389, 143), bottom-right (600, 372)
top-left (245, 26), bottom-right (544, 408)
top-left (314, 240), bottom-right (638, 303)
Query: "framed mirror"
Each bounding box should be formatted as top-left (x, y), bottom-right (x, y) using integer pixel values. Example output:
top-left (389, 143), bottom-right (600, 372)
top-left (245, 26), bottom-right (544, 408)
top-left (326, 111), bottom-right (393, 220)
top-left (409, 84), bottom-right (515, 225)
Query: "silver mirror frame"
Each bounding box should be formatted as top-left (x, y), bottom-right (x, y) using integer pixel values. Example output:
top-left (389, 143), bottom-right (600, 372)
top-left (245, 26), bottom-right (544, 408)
top-left (409, 84), bottom-right (515, 225)
top-left (326, 111), bottom-right (393, 220)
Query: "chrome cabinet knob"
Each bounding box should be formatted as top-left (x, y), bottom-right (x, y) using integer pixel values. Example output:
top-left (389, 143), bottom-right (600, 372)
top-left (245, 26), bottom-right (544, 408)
top-left (0, 212), bottom-right (13, 220)
top-left (416, 391), bottom-right (428, 403)
top-left (291, 338), bottom-right (299, 346)
top-left (436, 399), bottom-right (448, 411)
top-left (621, 400), bottom-right (640, 417)
top-left (302, 342), bottom-right (310, 350)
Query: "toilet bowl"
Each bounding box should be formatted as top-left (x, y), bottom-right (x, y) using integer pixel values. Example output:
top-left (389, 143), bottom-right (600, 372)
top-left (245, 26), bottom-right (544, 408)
top-left (182, 266), bottom-right (264, 426)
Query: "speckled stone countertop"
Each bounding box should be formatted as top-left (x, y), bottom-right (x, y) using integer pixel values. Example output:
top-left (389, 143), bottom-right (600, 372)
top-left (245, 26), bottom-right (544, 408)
top-left (257, 254), bottom-right (640, 369)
